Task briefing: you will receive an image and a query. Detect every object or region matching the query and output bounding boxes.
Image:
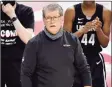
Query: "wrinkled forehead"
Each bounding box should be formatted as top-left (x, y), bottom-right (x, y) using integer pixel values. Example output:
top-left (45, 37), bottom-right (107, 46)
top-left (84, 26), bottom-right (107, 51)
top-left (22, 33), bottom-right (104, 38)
top-left (44, 9), bottom-right (60, 17)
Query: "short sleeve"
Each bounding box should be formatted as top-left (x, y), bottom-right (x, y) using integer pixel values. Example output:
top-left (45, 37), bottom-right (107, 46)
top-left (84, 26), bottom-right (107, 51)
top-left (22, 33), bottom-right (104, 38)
top-left (21, 7), bottom-right (34, 30)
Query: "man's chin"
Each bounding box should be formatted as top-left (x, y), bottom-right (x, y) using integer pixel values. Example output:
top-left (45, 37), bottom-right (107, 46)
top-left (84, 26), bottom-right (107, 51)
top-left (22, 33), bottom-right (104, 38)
top-left (50, 31), bottom-right (58, 35)
top-left (48, 28), bottom-right (59, 35)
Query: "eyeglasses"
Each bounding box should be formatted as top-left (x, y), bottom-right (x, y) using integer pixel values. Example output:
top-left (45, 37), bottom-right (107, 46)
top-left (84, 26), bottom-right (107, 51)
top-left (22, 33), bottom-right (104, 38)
top-left (45, 16), bottom-right (61, 22)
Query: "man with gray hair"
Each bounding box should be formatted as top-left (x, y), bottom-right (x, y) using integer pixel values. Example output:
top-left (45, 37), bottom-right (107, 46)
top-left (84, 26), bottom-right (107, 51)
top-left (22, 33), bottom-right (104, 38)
top-left (21, 3), bottom-right (92, 87)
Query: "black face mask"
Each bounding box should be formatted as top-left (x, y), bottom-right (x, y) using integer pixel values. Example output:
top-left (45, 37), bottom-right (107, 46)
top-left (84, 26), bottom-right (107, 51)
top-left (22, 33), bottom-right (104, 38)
top-left (2, 1), bottom-right (16, 6)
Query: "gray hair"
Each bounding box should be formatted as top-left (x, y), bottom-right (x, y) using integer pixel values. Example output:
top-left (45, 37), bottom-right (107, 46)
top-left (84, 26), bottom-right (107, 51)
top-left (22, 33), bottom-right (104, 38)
top-left (42, 3), bottom-right (63, 18)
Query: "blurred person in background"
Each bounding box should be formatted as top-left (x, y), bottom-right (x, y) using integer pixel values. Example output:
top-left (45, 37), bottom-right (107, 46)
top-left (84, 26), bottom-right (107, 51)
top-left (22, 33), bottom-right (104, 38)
top-left (64, 0), bottom-right (111, 87)
top-left (1, 0), bottom-right (34, 87)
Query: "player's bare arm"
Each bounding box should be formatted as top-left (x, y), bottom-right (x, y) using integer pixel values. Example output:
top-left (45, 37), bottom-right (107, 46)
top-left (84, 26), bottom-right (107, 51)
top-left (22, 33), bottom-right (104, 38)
top-left (64, 6), bottom-right (74, 32)
top-left (95, 7), bottom-right (111, 48)
top-left (64, 6), bottom-right (93, 37)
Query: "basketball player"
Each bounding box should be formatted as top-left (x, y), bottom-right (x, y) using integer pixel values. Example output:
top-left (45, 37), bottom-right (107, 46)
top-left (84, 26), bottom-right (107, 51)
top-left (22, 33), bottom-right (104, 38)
top-left (64, 1), bottom-right (111, 87)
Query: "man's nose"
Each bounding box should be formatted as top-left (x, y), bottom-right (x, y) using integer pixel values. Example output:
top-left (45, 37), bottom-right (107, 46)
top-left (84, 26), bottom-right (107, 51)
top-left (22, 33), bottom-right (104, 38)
top-left (50, 19), bottom-right (55, 23)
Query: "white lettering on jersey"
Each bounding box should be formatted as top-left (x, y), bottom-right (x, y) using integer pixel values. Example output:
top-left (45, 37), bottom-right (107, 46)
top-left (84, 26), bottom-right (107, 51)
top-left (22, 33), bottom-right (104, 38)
top-left (76, 25), bottom-right (84, 30)
top-left (1, 30), bottom-right (17, 38)
top-left (81, 34), bottom-right (95, 46)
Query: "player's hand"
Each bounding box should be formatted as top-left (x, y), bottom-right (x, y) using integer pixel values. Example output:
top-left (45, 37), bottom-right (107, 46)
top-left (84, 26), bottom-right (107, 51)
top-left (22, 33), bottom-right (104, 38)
top-left (92, 17), bottom-right (102, 32)
top-left (2, 3), bottom-right (16, 19)
top-left (80, 22), bottom-right (94, 34)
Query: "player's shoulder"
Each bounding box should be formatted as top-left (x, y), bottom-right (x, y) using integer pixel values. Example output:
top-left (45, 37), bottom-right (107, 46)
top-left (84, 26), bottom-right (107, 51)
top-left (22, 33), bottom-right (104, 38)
top-left (67, 6), bottom-right (74, 10)
top-left (64, 6), bottom-right (75, 19)
top-left (65, 3), bottom-right (81, 15)
top-left (103, 6), bottom-right (111, 13)
top-left (65, 5), bottom-right (75, 13)
top-left (102, 5), bottom-right (111, 19)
